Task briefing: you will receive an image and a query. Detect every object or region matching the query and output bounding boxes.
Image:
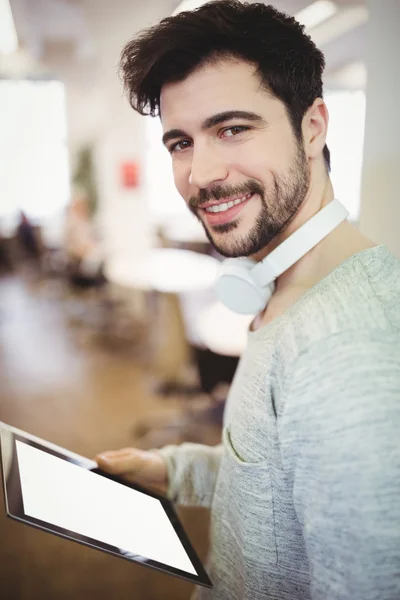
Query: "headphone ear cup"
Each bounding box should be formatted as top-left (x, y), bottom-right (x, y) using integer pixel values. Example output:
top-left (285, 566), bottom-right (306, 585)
top-left (219, 257), bottom-right (256, 273)
top-left (215, 258), bottom-right (275, 315)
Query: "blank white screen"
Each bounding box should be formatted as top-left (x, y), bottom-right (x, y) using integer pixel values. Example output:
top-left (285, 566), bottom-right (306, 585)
top-left (16, 441), bottom-right (197, 575)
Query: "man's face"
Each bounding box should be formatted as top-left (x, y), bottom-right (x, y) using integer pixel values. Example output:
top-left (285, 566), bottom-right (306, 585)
top-left (160, 58), bottom-right (310, 258)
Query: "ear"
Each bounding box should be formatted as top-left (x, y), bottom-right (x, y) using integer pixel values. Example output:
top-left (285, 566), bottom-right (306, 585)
top-left (302, 98), bottom-right (329, 161)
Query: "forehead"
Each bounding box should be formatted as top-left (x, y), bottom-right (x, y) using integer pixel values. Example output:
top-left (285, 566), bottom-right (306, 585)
top-left (160, 58), bottom-right (280, 130)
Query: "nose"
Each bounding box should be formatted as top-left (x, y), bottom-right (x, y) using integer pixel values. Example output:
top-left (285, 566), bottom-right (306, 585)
top-left (189, 142), bottom-right (228, 189)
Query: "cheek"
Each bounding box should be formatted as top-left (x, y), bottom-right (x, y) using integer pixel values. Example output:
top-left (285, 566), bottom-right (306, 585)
top-left (231, 153), bottom-right (273, 184)
top-left (232, 144), bottom-right (291, 184)
top-left (227, 140), bottom-right (272, 182)
top-left (233, 129), bottom-right (294, 177)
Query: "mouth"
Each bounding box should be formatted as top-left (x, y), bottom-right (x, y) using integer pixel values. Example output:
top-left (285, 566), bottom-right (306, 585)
top-left (199, 192), bottom-right (253, 226)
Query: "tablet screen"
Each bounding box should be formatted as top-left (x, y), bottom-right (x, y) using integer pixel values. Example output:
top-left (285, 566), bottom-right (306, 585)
top-left (0, 423), bottom-right (212, 588)
top-left (17, 440), bottom-right (196, 573)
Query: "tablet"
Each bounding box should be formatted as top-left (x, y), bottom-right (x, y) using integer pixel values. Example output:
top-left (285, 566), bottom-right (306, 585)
top-left (0, 422), bottom-right (212, 589)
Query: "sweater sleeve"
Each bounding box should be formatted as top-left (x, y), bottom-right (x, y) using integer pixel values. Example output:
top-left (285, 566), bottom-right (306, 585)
top-left (155, 443), bottom-right (223, 507)
top-left (278, 329), bottom-right (400, 600)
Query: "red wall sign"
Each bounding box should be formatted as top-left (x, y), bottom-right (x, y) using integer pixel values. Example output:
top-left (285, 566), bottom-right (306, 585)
top-left (121, 161), bottom-right (140, 188)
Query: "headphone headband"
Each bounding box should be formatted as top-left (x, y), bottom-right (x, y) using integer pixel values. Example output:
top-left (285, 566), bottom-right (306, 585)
top-left (252, 199), bottom-right (349, 287)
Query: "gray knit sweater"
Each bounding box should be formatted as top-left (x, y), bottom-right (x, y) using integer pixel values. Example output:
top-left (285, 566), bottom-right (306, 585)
top-left (160, 245), bottom-right (400, 600)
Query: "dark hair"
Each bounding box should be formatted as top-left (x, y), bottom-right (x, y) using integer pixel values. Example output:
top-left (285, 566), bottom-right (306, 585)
top-left (120, 0), bottom-right (330, 170)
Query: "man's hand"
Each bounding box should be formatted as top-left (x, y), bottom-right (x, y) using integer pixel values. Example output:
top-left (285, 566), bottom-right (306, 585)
top-left (96, 447), bottom-right (168, 496)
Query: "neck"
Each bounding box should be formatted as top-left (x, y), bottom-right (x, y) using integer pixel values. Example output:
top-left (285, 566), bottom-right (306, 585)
top-left (276, 220), bottom-right (376, 294)
top-left (255, 174), bottom-right (376, 300)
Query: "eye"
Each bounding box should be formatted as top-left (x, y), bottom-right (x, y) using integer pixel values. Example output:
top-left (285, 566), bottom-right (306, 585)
top-left (169, 139), bottom-right (192, 154)
top-left (220, 125), bottom-right (249, 138)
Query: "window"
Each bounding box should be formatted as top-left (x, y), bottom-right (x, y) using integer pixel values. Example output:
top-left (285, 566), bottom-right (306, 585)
top-left (0, 79), bottom-right (70, 234)
top-left (325, 89), bottom-right (366, 222)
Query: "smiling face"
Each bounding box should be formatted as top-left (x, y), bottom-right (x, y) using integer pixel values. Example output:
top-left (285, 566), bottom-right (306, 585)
top-left (160, 58), bottom-right (311, 258)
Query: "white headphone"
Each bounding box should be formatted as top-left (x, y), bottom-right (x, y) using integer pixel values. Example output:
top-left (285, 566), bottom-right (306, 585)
top-left (214, 198), bottom-right (349, 315)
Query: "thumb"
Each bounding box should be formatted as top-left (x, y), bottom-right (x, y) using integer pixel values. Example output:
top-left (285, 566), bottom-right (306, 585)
top-left (95, 447), bottom-right (166, 485)
top-left (96, 447), bottom-right (144, 474)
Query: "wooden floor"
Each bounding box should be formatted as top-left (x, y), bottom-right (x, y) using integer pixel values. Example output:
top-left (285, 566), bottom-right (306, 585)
top-left (0, 271), bottom-right (211, 600)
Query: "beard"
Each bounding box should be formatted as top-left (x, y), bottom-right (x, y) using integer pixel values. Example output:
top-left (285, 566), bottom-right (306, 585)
top-left (187, 140), bottom-right (310, 258)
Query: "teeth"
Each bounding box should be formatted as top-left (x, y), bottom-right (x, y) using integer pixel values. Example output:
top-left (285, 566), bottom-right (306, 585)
top-left (205, 193), bottom-right (251, 213)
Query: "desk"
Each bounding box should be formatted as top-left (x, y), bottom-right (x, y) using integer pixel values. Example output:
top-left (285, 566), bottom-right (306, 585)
top-left (105, 248), bottom-right (219, 294)
top-left (105, 248), bottom-right (220, 386)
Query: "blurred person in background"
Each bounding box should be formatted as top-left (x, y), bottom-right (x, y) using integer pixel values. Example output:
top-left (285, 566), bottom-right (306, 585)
top-left (64, 188), bottom-right (106, 287)
top-left (96, 2), bottom-right (400, 599)
top-left (16, 210), bottom-right (42, 269)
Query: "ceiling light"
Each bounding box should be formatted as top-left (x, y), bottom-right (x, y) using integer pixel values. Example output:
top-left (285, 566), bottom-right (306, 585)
top-left (295, 0), bottom-right (338, 30)
top-left (310, 5), bottom-right (368, 47)
top-left (0, 0), bottom-right (18, 55)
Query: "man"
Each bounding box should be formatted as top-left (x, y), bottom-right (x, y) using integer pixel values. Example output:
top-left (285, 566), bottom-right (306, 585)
top-left (96, 2), bottom-right (400, 598)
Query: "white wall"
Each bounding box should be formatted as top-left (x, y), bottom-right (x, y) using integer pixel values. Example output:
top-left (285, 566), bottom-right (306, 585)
top-left (359, 0), bottom-right (400, 258)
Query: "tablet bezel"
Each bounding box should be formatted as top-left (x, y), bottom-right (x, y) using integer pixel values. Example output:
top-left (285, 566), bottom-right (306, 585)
top-left (0, 422), bottom-right (212, 589)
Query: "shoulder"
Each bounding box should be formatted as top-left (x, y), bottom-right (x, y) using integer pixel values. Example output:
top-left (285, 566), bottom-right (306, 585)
top-left (271, 246), bottom-right (400, 384)
top-left (287, 327), bottom-right (400, 388)
top-left (277, 327), bottom-right (400, 440)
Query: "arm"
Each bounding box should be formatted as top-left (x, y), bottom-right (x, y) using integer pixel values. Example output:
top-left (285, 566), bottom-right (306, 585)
top-left (279, 329), bottom-right (400, 600)
top-left (156, 443), bottom-right (223, 507)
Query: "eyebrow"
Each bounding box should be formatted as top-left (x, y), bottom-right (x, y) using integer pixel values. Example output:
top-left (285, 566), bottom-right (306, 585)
top-left (161, 110), bottom-right (266, 147)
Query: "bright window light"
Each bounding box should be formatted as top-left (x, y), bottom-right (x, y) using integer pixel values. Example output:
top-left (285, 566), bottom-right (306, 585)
top-left (295, 0), bottom-right (337, 29)
top-left (145, 116), bottom-right (184, 220)
top-left (0, 80), bottom-right (70, 233)
top-left (325, 90), bottom-right (366, 222)
top-left (0, 0), bottom-right (18, 54)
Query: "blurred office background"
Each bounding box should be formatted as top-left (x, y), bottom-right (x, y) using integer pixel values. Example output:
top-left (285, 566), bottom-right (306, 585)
top-left (0, 0), bottom-right (399, 598)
